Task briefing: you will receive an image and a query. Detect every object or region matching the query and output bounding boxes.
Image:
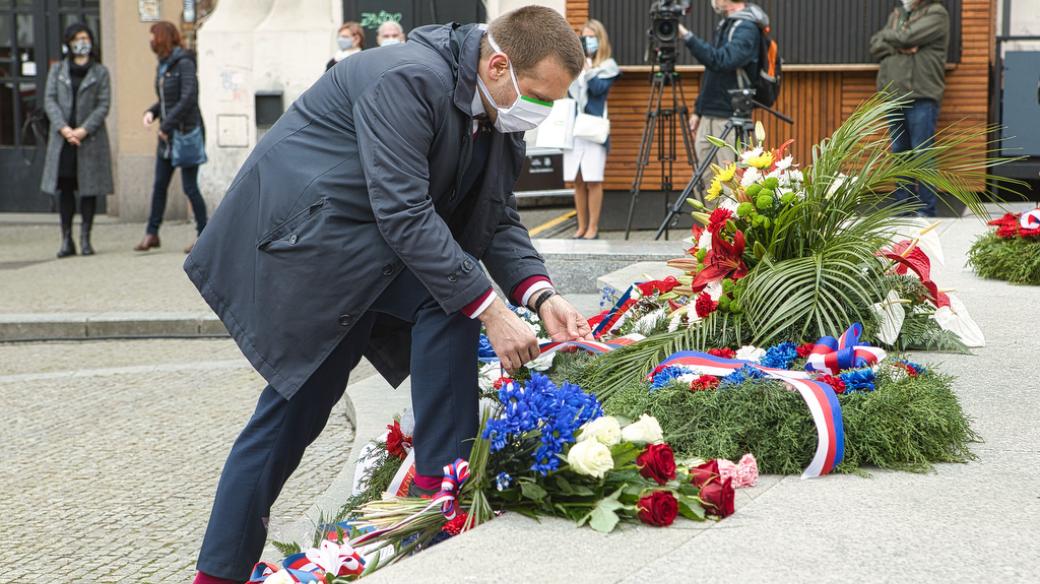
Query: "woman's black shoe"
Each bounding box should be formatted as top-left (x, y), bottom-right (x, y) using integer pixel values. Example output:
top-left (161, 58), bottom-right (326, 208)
top-left (80, 226), bottom-right (95, 256)
top-left (57, 230), bottom-right (77, 258)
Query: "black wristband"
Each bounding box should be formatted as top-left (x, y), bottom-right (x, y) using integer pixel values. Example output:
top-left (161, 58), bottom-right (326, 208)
top-left (533, 289), bottom-right (556, 314)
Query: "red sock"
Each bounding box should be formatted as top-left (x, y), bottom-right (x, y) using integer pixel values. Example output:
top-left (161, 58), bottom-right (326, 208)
top-left (412, 472), bottom-right (441, 491)
top-left (193, 571), bottom-right (243, 584)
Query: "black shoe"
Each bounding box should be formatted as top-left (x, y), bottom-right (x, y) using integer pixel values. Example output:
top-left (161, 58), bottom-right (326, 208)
top-left (57, 229), bottom-right (76, 258)
top-left (80, 225), bottom-right (95, 256)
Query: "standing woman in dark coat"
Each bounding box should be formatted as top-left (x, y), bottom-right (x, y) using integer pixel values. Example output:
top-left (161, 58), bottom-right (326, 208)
top-left (41, 23), bottom-right (113, 257)
top-left (135, 20), bottom-right (208, 254)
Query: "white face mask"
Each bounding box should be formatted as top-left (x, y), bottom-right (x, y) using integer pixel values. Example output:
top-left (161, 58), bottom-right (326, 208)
top-left (71, 40), bottom-right (92, 56)
top-left (901, 0), bottom-right (916, 11)
top-left (337, 37), bottom-right (354, 51)
top-left (476, 33), bottom-right (554, 133)
top-left (710, 0), bottom-right (727, 16)
top-left (380, 38), bottom-right (402, 46)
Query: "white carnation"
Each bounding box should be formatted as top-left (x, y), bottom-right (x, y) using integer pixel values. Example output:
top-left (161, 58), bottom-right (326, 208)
top-left (735, 345), bottom-right (766, 362)
top-left (740, 167), bottom-right (762, 188)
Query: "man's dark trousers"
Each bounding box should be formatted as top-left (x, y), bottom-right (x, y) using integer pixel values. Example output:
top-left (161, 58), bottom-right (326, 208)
top-left (195, 269), bottom-right (481, 580)
top-left (890, 98), bottom-right (940, 217)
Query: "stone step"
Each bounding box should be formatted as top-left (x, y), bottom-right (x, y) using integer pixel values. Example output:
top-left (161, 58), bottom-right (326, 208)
top-left (533, 239), bottom-right (678, 294)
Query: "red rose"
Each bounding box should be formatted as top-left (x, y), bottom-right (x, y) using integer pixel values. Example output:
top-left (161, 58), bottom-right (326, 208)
top-left (707, 347), bottom-right (736, 359)
top-left (385, 420), bottom-right (412, 460)
top-left (707, 208), bottom-right (733, 234)
top-left (815, 374), bottom-right (846, 394)
top-left (441, 512), bottom-right (469, 536)
top-left (690, 459), bottom-right (720, 488)
top-left (699, 476), bottom-right (735, 518)
top-left (694, 292), bottom-right (719, 318)
top-left (689, 375), bottom-right (720, 392)
top-left (796, 342), bottom-right (816, 359)
top-left (637, 443), bottom-right (678, 485)
top-left (637, 491), bottom-right (679, 527)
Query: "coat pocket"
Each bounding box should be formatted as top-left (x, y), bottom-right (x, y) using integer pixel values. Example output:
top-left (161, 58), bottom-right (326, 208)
top-left (257, 197), bottom-right (330, 252)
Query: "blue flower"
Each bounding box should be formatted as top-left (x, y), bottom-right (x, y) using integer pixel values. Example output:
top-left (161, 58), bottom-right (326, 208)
top-left (839, 368), bottom-right (876, 393)
top-left (477, 334), bottom-right (497, 361)
top-left (496, 472), bottom-right (512, 491)
top-left (760, 342), bottom-right (798, 369)
top-left (649, 366), bottom-right (687, 391)
top-left (720, 365), bottom-right (767, 387)
top-left (482, 373), bottom-right (603, 476)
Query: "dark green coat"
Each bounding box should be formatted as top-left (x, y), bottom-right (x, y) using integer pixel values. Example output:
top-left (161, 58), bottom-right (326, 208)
top-left (870, 0), bottom-right (950, 102)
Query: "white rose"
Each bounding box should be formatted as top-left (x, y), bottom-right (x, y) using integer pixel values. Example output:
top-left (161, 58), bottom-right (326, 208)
top-left (735, 345), bottom-right (765, 362)
top-left (621, 414), bottom-right (664, 444)
top-left (578, 416), bottom-right (622, 446)
top-left (566, 439), bottom-right (614, 478)
top-left (264, 571), bottom-right (295, 584)
top-left (526, 350), bottom-right (556, 372)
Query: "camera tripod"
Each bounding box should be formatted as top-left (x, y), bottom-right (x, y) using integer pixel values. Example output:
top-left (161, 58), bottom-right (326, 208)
top-left (653, 90), bottom-right (794, 240)
top-left (622, 64), bottom-right (696, 240)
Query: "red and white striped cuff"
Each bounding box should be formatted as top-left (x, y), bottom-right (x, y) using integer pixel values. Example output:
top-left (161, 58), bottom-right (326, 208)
top-left (512, 276), bottom-right (554, 309)
top-left (461, 287), bottom-right (496, 319)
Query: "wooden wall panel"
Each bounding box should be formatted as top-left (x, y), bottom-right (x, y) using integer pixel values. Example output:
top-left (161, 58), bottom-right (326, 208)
top-left (566, 0), bottom-right (994, 193)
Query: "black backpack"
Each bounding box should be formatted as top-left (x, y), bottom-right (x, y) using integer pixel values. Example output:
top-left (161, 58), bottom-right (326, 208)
top-left (730, 17), bottom-right (782, 108)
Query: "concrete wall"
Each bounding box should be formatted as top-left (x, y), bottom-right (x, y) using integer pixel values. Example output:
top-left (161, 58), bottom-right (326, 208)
top-left (196, 0), bottom-right (336, 208)
top-left (102, 0), bottom-right (189, 223)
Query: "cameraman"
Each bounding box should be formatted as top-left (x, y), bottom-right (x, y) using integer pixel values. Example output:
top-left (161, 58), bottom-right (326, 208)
top-left (678, 1), bottom-right (768, 191)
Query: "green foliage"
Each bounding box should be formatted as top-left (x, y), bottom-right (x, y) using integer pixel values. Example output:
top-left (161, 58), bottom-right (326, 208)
top-left (272, 540), bottom-right (302, 557)
top-left (968, 232), bottom-right (1040, 285)
top-left (335, 449), bottom-right (405, 523)
top-left (602, 366), bottom-right (978, 474)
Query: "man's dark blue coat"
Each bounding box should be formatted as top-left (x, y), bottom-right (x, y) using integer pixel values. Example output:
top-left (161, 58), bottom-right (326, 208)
top-left (185, 24), bottom-right (548, 399)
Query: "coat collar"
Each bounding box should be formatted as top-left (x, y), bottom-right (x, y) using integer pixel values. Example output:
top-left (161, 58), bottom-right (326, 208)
top-left (59, 59), bottom-right (98, 92)
top-left (450, 24), bottom-right (485, 118)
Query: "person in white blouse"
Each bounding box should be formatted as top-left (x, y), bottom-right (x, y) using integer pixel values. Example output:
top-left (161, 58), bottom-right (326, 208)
top-left (564, 19), bottom-right (620, 239)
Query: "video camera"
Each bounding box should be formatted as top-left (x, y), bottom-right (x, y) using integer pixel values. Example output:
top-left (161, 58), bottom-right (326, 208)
top-left (647, 0), bottom-right (691, 72)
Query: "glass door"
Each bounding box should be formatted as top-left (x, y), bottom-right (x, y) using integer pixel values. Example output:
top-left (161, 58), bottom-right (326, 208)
top-left (0, 0), bottom-right (100, 213)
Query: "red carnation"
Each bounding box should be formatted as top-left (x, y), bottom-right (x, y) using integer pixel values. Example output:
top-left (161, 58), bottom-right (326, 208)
top-left (815, 374), bottom-right (846, 394)
top-left (690, 375), bottom-right (720, 392)
top-left (707, 208), bottom-right (733, 234)
top-left (699, 476), bottom-right (736, 518)
top-left (637, 491), bottom-right (679, 527)
top-left (1021, 227), bottom-right (1040, 238)
top-left (708, 347), bottom-right (736, 359)
top-left (493, 377), bottom-right (514, 390)
top-left (996, 224), bottom-right (1018, 239)
top-left (385, 420), bottom-right (412, 460)
top-left (796, 342), bottom-right (816, 359)
top-left (441, 512), bottom-right (469, 536)
top-left (637, 443), bottom-right (678, 485)
top-left (690, 459), bottom-right (720, 488)
top-left (695, 292), bottom-right (719, 318)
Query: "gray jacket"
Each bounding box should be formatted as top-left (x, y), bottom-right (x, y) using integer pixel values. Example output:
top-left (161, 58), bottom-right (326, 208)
top-left (184, 24), bottom-right (549, 399)
top-left (41, 60), bottom-right (114, 196)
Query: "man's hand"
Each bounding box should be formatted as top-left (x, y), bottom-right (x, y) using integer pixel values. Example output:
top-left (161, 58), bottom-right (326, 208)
top-left (678, 24), bottom-right (690, 38)
top-left (899, 46), bottom-right (919, 55)
top-left (479, 298), bottom-right (539, 373)
top-left (143, 111), bottom-right (155, 127)
top-left (537, 294), bottom-right (593, 342)
top-left (689, 113), bottom-right (701, 136)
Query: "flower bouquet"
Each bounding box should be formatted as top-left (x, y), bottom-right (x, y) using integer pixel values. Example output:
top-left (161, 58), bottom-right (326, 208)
top-left (968, 209), bottom-right (1040, 285)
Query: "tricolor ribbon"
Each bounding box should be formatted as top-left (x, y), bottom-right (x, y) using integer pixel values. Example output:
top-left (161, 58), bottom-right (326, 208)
top-left (653, 351), bottom-right (844, 478)
top-left (538, 335), bottom-right (642, 356)
top-left (1020, 209), bottom-right (1040, 230)
top-left (591, 284), bottom-right (639, 338)
top-left (436, 458), bottom-right (470, 520)
top-left (248, 541), bottom-right (365, 583)
top-left (804, 323), bottom-right (886, 375)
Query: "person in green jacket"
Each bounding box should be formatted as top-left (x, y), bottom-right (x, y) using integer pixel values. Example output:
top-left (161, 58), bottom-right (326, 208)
top-left (870, 0), bottom-right (950, 217)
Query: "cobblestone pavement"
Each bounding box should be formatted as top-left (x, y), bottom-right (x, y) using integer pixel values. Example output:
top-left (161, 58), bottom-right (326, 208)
top-left (0, 339), bottom-right (372, 583)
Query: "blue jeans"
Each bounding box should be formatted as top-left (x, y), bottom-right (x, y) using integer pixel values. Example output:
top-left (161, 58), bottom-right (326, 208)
top-left (889, 98), bottom-right (940, 217)
top-left (195, 268), bottom-right (480, 580)
top-left (146, 154), bottom-right (208, 235)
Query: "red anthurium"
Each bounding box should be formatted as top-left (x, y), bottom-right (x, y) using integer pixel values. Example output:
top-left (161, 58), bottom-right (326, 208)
top-left (636, 276), bottom-right (681, 296)
top-left (880, 240), bottom-right (950, 308)
top-left (692, 230), bottom-right (748, 292)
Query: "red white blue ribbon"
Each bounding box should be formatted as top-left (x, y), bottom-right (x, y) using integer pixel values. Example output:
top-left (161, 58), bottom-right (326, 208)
top-left (591, 284), bottom-right (639, 338)
top-left (538, 335), bottom-right (640, 356)
top-left (248, 541), bottom-right (365, 583)
top-left (436, 459), bottom-right (470, 520)
top-left (1020, 209), bottom-right (1040, 230)
top-left (804, 323), bottom-right (887, 375)
top-left (654, 351), bottom-right (844, 478)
